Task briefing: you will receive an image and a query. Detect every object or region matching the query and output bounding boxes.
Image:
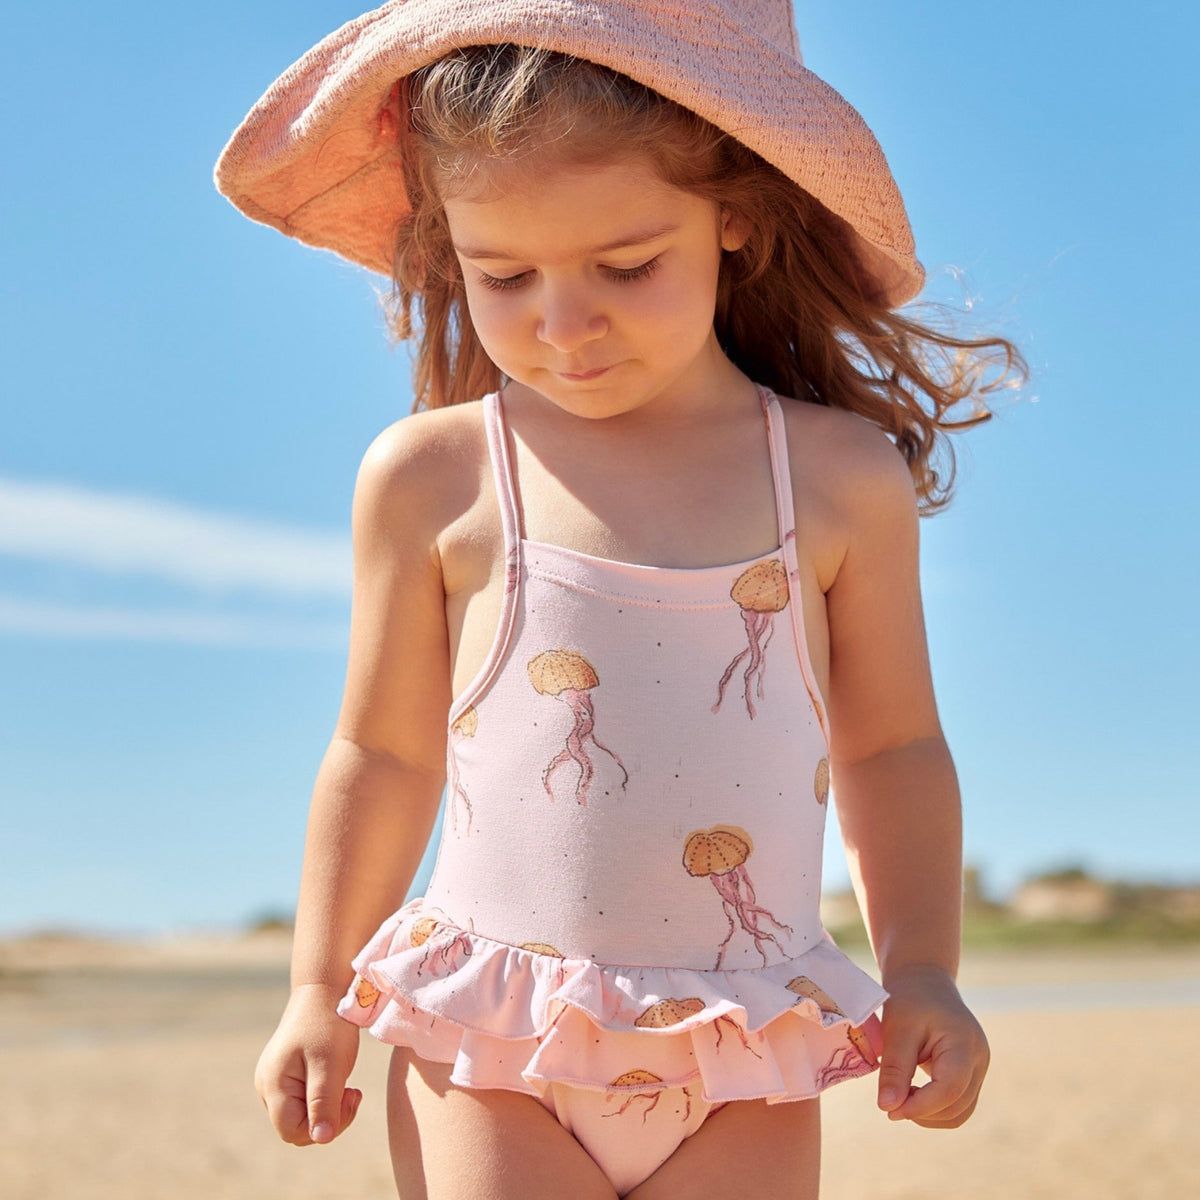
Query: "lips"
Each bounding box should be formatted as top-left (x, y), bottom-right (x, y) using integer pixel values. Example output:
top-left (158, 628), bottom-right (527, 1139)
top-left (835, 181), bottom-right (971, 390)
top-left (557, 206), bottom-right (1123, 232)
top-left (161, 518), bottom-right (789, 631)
top-left (557, 365), bottom-right (611, 381)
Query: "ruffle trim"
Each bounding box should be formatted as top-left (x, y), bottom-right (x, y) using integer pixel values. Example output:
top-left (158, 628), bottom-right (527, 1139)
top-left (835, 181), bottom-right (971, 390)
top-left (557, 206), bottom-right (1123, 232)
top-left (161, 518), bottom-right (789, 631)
top-left (337, 899), bottom-right (887, 1105)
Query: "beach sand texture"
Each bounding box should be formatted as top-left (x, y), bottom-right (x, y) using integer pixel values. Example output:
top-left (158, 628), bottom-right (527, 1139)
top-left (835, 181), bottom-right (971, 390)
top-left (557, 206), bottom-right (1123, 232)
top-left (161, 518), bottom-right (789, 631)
top-left (1, 939), bottom-right (1196, 1199)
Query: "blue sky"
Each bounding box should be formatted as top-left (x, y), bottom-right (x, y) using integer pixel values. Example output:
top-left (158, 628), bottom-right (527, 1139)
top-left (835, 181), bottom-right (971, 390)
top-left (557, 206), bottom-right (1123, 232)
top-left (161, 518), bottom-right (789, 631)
top-left (2, 1), bottom-right (1197, 936)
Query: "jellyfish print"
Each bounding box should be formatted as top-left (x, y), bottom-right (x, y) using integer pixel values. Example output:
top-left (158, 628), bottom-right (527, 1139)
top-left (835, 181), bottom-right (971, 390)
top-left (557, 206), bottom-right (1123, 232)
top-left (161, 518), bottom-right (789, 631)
top-left (635, 998), bottom-right (762, 1060)
top-left (411, 916), bottom-right (474, 978)
top-left (786, 975), bottom-right (844, 1020)
top-left (447, 706), bottom-right (478, 835)
top-left (520, 942), bottom-right (568, 990)
top-left (713, 558), bottom-right (789, 719)
top-left (814, 1026), bottom-right (876, 1088)
top-left (519, 942), bottom-right (563, 956)
top-left (409, 917), bottom-right (440, 947)
top-left (534, 1002), bottom-right (570, 1047)
top-left (602, 1071), bottom-right (666, 1123)
top-left (634, 998), bottom-right (706, 1029)
top-left (352, 975), bottom-right (381, 1008)
top-left (683, 825), bottom-right (793, 969)
top-left (504, 544), bottom-right (520, 595)
top-left (712, 1014), bottom-right (765, 1059)
top-left (814, 757), bottom-right (830, 805)
top-left (418, 929), bottom-right (473, 977)
top-left (847, 1021), bottom-right (879, 1066)
top-left (601, 1072), bottom-right (695, 1124)
top-left (527, 650), bottom-right (628, 804)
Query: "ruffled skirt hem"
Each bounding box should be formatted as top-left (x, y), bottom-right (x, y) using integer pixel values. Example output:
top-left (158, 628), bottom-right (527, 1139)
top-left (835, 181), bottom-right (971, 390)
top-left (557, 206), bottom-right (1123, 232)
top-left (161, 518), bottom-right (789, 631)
top-left (337, 899), bottom-right (887, 1105)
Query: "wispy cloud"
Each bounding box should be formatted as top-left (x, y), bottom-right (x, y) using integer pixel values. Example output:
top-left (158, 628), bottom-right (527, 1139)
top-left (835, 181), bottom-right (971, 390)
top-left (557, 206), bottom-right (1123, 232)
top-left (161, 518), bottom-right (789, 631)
top-left (0, 476), bottom-right (351, 596)
top-left (0, 595), bottom-right (347, 649)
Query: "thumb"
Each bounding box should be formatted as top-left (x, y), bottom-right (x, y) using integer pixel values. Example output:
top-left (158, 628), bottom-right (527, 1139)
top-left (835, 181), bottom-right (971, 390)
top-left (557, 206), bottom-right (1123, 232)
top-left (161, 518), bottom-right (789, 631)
top-left (877, 1026), bottom-right (922, 1113)
top-left (306, 1067), bottom-right (347, 1144)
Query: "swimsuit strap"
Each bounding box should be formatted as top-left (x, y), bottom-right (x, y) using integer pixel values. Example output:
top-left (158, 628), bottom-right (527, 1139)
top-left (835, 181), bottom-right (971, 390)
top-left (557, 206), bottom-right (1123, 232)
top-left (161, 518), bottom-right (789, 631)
top-left (483, 391), bottom-right (522, 554)
top-left (759, 385), bottom-right (831, 741)
top-left (757, 385), bottom-right (795, 551)
top-left (451, 393), bottom-right (524, 723)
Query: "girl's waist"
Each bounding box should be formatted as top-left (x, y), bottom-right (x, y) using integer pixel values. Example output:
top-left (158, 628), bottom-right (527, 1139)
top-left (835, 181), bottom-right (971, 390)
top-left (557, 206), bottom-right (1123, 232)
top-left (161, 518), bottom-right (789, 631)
top-left (423, 837), bottom-right (827, 972)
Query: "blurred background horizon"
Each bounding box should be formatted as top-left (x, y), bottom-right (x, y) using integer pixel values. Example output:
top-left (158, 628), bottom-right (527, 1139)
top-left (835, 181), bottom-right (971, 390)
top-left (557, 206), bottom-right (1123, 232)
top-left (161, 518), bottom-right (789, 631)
top-left (2, 0), bottom-right (1198, 941)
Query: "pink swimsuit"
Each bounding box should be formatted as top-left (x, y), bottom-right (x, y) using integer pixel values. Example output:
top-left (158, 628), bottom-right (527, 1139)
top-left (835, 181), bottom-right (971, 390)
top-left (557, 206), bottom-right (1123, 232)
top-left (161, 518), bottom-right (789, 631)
top-left (338, 387), bottom-right (887, 1194)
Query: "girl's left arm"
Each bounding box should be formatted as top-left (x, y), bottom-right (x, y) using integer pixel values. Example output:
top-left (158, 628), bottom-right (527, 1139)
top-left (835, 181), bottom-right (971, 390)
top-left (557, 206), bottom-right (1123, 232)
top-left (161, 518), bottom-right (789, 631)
top-left (822, 427), bottom-right (989, 1129)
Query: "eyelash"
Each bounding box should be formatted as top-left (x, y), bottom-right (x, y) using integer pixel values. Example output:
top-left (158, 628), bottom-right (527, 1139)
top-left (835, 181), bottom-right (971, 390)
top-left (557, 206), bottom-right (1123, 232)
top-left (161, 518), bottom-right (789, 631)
top-left (477, 257), bottom-right (661, 292)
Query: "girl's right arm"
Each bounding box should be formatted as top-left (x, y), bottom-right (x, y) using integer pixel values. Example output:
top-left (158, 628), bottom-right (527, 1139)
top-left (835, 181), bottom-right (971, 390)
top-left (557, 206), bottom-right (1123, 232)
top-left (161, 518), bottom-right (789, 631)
top-left (255, 418), bottom-right (456, 1146)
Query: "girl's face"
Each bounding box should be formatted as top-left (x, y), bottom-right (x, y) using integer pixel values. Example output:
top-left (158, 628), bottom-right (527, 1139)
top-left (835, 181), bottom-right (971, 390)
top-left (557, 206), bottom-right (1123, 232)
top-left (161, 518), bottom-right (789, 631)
top-left (444, 155), bottom-right (746, 420)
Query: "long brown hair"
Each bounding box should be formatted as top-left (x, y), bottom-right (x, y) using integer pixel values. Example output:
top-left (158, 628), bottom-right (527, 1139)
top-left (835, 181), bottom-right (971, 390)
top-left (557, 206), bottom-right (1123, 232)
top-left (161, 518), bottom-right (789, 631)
top-left (390, 45), bottom-right (1024, 511)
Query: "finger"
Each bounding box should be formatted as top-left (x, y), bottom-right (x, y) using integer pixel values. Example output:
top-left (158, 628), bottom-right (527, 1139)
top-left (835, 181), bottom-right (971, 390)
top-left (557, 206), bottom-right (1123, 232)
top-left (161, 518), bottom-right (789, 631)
top-left (262, 1081), bottom-right (315, 1146)
top-left (889, 1046), bottom-right (976, 1123)
top-left (256, 1056), bottom-right (316, 1146)
top-left (306, 1066), bottom-right (344, 1144)
top-left (340, 1087), bottom-right (364, 1134)
top-left (911, 1091), bottom-right (981, 1129)
top-left (876, 1023), bottom-right (923, 1113)
top-left (918, 1058), bottom-right (988, 1128)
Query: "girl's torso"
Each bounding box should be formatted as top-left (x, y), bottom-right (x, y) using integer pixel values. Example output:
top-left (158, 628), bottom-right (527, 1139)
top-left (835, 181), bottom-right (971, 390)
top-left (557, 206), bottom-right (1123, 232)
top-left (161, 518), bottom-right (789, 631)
top-left (441, 380), bottom-right (842, 708)
top-left (422, 384), bottom-right (835, 971)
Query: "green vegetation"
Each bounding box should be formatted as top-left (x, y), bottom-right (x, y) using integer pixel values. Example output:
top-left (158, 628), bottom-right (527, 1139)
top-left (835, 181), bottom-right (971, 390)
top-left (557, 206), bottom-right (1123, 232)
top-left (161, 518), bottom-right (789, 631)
top-left (826, 865), bottom-right (1200, 950)
top-left (827, 910), bottom-right (1200, 951)
top-left (245, 911), bottom-right (295, 935)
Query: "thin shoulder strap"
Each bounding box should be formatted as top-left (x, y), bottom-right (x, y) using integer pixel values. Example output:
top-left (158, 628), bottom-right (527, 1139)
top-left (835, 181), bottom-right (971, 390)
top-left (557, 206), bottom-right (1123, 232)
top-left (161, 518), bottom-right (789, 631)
top-left (448, 393), bottom-right (523, 724)
top-left (759, 386), bottom-right (831, 745)
top-left (483, 391), bottom-right (522, 555)
top-left (758, 386), bottom-right (796, 556)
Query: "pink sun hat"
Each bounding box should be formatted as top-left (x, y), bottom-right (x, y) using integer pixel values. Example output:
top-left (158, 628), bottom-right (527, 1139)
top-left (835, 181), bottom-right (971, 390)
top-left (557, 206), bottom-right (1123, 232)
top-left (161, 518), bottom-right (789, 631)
top-left (214, 0), bottom-right (924, 307)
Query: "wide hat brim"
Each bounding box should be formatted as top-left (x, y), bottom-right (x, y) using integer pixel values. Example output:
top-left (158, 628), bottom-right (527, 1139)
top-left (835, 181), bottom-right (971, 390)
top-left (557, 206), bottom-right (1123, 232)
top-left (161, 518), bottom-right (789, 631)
top-left (215, 0), bottom-right (924, 307)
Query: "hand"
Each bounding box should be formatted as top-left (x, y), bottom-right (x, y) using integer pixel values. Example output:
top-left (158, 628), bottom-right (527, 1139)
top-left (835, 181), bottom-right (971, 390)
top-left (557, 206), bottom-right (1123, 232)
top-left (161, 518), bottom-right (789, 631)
top-left (255, 983), bottom-right (364, 1145)
top-left (875, 963), bottom-right (989, 1128)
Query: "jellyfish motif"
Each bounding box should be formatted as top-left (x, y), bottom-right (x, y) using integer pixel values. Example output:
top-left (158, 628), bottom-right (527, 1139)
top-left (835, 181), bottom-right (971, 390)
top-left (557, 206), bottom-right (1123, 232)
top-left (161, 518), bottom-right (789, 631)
top-left (409, 917), bottom-right (440, 947)
top-left (814, 1025), bottom-right (877, 1088)
top-left (534, 1002), bottom-right (570, 1047)
top-left (712, 1015), bottom-right (765, 1059)
top-left (635, 996), bottom-right (761, 1059)
top-left (528, 650), bottom-right (628, 804)
top-left (601, 1071), bottom-right (693, 1123)
top-left (352, 975), bottom-right (381, 1008)
top-left (847, 1021), bottom-right (879, 1066)
top-left (713, 558), bottom-right (789, 719)
top-left (634, 997), bottom-right (706, 1028)
top-left (683, 825), bottom-right (793, 969)
top-left (786, 975), bottom-right (844, 1020)
top-left (520, 942), bottom-right (568, 990)
top-left (504, 544), bottom-right (520, 595)
top-left (447, 706), bottom-right (478, 835)
top-left (814, 757), bottom-right (830, 805)
top-left (412, 916), bottom-right (474, 978)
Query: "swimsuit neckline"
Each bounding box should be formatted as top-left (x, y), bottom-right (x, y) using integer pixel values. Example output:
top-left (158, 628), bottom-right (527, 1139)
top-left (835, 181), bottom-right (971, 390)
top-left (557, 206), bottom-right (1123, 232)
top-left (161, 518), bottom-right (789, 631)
top-left (520, 536), bottom-right (783, 578)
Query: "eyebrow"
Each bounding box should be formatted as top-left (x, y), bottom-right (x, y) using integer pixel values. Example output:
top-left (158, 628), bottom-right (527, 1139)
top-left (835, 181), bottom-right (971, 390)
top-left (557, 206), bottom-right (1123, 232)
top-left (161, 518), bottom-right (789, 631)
top-left (452, 223), bottom-right (680, 261)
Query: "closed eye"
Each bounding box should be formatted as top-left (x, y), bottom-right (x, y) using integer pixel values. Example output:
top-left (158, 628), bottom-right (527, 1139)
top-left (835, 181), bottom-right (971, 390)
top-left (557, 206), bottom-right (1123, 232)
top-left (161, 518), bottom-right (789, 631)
top-left (603, 257), bottom-right (660, 283)
top-left (477, 270), bottom-right (532, 292)
top-left (476, 257), bottom-right (662, 292)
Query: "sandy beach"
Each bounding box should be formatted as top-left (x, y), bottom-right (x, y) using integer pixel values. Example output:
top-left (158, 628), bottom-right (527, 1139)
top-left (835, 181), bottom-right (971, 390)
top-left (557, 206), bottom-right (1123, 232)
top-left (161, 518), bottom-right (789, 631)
top-left (2, 935), bottom-right (1195, 1199)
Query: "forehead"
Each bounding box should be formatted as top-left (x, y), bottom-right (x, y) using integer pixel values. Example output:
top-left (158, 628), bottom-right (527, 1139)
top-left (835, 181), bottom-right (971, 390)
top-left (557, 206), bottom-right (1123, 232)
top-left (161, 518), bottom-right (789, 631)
top-left (442, 156), bottom-right (716, 262)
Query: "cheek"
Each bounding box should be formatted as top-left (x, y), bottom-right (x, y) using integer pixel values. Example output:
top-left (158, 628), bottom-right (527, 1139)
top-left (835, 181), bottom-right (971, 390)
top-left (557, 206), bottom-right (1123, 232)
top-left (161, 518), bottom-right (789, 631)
top-left (462, 288), bottom-right (525, 354)
top-left (630, 258), bottom-right (722, 342)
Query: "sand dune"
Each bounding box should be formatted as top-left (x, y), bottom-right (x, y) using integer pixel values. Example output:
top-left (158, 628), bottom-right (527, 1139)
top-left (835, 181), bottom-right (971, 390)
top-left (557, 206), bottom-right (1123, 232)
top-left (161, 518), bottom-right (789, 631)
top-left (2, 939), bottom-right (1196, 1198)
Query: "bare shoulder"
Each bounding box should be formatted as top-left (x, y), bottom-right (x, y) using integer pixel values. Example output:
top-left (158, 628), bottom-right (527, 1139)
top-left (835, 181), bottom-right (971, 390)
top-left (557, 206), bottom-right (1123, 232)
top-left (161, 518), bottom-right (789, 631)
top-left (779, 396), bottom-right (915, 504)
top-left (353, 401), bottom-right (489, 554)
top-left (780, 395), bottom-right (915, 533)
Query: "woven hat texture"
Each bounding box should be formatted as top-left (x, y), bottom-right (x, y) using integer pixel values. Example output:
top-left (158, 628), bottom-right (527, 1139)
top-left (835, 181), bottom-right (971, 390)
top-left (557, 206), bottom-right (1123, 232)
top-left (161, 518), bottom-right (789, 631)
top-left (215, 0), bottom-right (923, 306)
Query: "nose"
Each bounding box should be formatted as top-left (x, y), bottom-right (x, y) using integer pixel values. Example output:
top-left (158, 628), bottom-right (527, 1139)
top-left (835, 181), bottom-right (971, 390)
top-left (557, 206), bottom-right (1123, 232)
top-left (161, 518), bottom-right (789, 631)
top-left (535, 282), bottom-right (607, 354)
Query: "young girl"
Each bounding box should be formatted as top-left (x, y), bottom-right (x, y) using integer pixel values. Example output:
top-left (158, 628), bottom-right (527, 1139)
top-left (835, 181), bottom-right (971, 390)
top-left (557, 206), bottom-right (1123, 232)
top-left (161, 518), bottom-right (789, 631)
top-left (217, 2), bottom-right (1018, 1196)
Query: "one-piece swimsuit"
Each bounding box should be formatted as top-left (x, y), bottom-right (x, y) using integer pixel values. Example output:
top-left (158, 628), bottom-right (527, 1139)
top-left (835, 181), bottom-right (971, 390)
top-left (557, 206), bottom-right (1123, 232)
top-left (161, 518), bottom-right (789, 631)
top-left (338, 386), bottom-right (888, 1189)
